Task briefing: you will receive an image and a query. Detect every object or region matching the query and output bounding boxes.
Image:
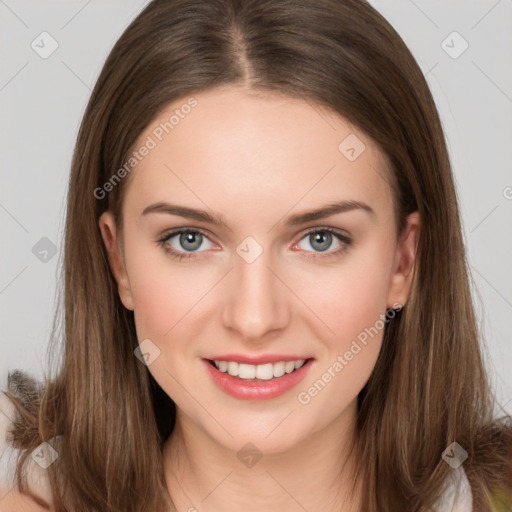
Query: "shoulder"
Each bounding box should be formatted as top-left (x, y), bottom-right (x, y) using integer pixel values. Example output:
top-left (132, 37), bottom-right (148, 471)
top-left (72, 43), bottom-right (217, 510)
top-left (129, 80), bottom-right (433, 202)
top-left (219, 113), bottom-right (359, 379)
top-left (0, 486), bottom-right (51, 511)
top-left (432, 465), bottom-right (473, 512)
top-left (0, 391), bottom-right (52, 511)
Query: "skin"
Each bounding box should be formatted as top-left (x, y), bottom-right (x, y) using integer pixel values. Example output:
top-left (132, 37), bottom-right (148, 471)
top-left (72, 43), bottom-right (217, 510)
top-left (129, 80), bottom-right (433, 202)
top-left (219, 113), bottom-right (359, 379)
top-left (99, 85), bottom-right (420, 512)
top-left (0, 488), bottom-right (50, 512)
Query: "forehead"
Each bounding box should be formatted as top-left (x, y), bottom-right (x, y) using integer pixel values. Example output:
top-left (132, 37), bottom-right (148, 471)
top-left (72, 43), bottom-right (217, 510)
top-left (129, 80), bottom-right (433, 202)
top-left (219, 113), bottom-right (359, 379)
top-left (123, 86), bottom-right (393, 222)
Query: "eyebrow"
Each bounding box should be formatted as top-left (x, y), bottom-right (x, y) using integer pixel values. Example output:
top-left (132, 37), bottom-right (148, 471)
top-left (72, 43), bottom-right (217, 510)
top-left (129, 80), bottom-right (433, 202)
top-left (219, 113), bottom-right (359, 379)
top-left (140, 200), bottom-right (375, 226)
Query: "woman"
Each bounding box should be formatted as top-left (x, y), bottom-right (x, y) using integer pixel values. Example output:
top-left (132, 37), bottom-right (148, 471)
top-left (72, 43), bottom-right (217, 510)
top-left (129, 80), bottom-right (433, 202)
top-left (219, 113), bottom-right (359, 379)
top-left (1, 0), bottom-right (511, 510)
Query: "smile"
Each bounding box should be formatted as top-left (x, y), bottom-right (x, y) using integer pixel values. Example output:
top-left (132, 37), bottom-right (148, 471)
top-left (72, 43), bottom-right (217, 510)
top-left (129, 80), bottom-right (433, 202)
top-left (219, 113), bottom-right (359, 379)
top-left (212, 359), bottom-right (307, 380)
top-left (203, 357), bottom-right (315, 400)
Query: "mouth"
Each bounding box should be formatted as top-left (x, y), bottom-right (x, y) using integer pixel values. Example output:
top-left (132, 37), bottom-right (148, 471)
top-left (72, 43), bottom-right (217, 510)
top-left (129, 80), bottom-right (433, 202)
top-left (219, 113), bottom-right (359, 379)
top-left (202, 357), bottom-right (315, 400)
top-left (204, 358), bottom-right (314, 381)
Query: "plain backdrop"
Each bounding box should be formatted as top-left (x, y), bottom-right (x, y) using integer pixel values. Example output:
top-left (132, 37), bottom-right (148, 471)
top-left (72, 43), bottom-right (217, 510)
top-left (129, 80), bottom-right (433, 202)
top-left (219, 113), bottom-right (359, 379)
top-left (1, 0), bottom-right (511, 418)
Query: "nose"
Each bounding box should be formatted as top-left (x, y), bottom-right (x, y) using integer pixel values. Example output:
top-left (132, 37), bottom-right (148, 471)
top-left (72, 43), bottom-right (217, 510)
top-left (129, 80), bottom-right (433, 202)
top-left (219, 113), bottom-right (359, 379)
top-left (221, 248), bottom-right (290, 342)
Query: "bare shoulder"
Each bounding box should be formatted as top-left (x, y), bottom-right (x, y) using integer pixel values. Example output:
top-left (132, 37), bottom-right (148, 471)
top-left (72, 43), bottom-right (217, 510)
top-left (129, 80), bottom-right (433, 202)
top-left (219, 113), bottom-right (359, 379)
top-left (0, 391), bottom-right (56, 511)
top-left (0, 485), bottom-right (50, 511)
top-left (1, 394), bottom-right (49, 510)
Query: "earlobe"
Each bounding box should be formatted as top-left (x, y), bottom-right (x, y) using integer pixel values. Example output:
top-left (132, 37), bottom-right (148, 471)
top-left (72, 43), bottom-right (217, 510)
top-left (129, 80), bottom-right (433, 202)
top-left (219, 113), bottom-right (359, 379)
top-left (386, 212), bottom-right (420, 309)
top-left (98, 211), bottom-right (134, 311)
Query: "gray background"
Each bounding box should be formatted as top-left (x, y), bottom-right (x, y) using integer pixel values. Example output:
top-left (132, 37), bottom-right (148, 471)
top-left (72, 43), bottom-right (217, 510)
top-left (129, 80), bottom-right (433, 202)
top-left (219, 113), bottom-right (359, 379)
top-left (1, 0), bottom-right (511, 416)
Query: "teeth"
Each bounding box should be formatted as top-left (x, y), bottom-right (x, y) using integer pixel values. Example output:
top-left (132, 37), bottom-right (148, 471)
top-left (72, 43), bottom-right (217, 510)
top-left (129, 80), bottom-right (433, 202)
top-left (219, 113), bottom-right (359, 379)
top-left (213, 359), bottom-right (307, 380)
top-left (239, 363), bottom-right (256, 379)
top-left (285, 361), bottom-right (296, 373)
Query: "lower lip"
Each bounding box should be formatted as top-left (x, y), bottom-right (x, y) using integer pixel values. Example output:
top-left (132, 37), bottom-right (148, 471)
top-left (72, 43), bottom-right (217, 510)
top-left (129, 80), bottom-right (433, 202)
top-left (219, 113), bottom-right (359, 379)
top-left (202, 358), bottom-right (314, 401)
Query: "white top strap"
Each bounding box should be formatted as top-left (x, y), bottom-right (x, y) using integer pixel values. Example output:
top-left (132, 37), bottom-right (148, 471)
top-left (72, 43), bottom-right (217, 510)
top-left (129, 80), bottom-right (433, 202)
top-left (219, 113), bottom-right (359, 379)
top-left (432, 464), bottom-right (473, 511)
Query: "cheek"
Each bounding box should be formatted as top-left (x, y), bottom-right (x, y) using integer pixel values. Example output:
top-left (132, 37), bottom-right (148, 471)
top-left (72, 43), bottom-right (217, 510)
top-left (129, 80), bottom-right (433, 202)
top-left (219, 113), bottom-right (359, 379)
top-left (334, 266), bottom-right (388, 340)
top-left (123, 241), bottom-right (209, 340)
top-left (292, 250), bottom-right (393, 346)
top-left (130, 270), bottom-right (209, 341)
top-left (293, 260), bottom-right (392, 413)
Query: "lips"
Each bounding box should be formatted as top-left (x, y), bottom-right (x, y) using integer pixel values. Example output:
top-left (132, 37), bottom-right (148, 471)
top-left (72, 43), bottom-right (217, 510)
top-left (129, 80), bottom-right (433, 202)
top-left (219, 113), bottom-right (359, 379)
top-left (202, 357), bottom-right (315, 400)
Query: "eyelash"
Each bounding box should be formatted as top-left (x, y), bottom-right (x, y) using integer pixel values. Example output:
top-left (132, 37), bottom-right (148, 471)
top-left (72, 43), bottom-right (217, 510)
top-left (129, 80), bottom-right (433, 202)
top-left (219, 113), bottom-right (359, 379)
top-left (156, 227), bottom-right (352, 261)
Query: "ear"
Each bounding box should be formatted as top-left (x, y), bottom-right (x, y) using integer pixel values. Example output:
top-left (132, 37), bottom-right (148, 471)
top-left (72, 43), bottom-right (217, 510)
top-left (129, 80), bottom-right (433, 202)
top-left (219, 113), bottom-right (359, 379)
top-left (98, 211), bottom-right (134, 311)
top-left (386, 211), bottom-right (420, 309)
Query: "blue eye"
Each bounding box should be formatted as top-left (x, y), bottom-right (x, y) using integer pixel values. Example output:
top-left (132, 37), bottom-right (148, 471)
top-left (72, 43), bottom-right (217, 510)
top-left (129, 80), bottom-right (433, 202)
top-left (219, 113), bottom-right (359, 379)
top-left (157, 227), bottom-right (352, 261)
top-left (295, 228), bottom-right (352, 259)
top-left (157, 229), bottom-right (215, 260)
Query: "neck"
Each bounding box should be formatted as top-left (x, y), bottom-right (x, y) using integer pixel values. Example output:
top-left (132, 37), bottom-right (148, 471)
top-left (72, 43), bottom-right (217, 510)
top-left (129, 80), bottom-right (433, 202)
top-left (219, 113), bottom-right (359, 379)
top-left (162, 400), bottom-right (362, 512)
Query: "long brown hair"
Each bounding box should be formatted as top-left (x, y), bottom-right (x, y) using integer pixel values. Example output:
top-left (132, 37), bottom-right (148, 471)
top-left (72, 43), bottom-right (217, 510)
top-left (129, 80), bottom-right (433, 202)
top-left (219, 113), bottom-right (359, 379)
top-left (4, 0), bottom-right (511, 510)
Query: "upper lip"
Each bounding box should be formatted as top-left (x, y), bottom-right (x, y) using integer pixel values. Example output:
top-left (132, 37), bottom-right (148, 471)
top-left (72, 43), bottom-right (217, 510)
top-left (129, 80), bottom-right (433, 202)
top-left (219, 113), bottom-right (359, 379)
top-left (204, 354), bottom-right (313, 365)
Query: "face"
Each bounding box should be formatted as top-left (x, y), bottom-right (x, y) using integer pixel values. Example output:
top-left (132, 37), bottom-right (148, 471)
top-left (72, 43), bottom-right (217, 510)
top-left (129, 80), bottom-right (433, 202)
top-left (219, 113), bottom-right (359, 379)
top-left (99, 85), bottom-right (419, 454)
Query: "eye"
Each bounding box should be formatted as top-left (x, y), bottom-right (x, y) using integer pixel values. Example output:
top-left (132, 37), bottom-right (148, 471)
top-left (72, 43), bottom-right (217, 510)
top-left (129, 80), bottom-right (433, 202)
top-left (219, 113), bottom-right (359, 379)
top-left (157, 228), bottom-right (216, 260)
top-left (294, 228), bottom-right (352, 259)
top-left (157, 227), bottom-right (352, 262)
